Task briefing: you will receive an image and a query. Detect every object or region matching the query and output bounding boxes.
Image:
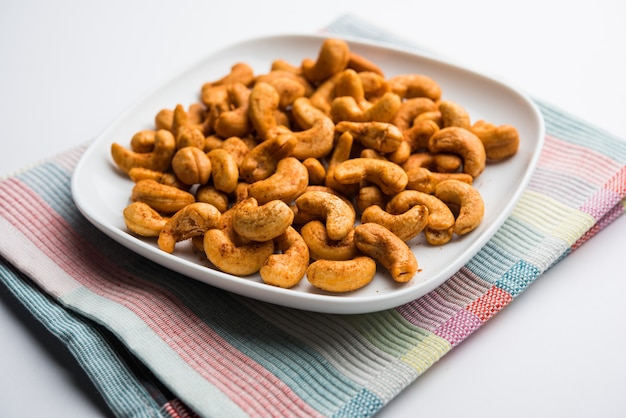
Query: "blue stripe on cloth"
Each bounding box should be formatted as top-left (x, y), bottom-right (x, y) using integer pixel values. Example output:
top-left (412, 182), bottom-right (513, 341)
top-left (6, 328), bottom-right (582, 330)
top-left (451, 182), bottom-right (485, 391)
top-left (0, 262), bottom-right (164, 417)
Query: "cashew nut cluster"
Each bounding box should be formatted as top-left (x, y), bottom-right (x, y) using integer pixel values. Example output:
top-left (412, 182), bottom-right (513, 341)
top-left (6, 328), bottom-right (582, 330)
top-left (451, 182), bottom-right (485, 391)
top-left (111, 37), bottom-right (521, 294)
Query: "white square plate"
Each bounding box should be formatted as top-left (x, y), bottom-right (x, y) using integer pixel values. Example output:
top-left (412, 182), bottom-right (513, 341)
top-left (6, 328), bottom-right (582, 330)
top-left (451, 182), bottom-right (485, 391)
top-left (72, 34), bottom-right (544, 314)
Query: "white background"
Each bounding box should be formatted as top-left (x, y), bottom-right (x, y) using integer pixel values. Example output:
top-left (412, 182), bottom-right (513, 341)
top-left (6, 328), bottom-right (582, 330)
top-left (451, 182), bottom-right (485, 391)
top-left (1, 1), bottom-right (625, 417)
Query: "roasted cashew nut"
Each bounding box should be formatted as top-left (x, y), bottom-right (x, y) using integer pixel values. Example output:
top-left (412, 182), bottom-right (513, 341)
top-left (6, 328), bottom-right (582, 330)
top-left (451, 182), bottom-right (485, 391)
top-left (232, 198), bottom-right (294, 242)
top-left (439, 100), bottom-right (471, 129)
top-left (131, 179), bottom-right (195, 214)
top-left (403, 119), bottom-right (440, 152)
top-left (300, 220), bottom-right (358, 261)
top-left (306, 256), bottom-right (377, 293)
top-left (291, 97), bottom-right (330, 130)
top-left (195, 184), bottom-right (229, 213)
top-left (330, 92), bottom-right (401, 123)
top-left (354, 222), bottom-right (418, 283)
top-left (324, 131), bottom-right (359, 197)
top-left (214, 83), bottom-right (252, 138)
top-left (406, 167), bottom-right (473, 195)
top-left (355, 185), bottom-right (388, 213)
top-left (239, 133), bottom-right (297, 183)
top-left (332, 157), bottom-right (408, 195)
top-left (260, 226), bottom-right (309, 288)
top-left (248, 81), bottom-right (281, 141)
top-left (334, 121), bottom-right (403, 154)
top-left (434, 179), bottom-right (485, 235)
top-left (247, 157), bottom-right (309, 205)
top-left (123, 201), bottom-right (169, 237)
top-left (111, 129), bottom-right (176, 174)
top-left (171, 146), bottom-right (212, 186)
top-left (470, 120), bottom-right (520, 160)
top-left (386, 190), bottom-right (456, 245)
top-left (279, 116), bottom-right (335, 160)
top-left (392, 97), bottom-right (438, 131)
top-left (207, 148), bottom-right (239, 194)
top-left (294, 190), bottom-right (356, 241)
top-left (157, 202), bottom-right (222, 253)
top-left (301, 38), bottom-right (350, 84)
top-left (128, 167), bottom-right (188, 191)
top-left (203, 227), bottom-right (275, 276)
top-left (428, 127), bottom-right (487, 178)
top-left (360, 204), bottom-right (429, 242)
top-left (388, 73), bottom-right (442, 101)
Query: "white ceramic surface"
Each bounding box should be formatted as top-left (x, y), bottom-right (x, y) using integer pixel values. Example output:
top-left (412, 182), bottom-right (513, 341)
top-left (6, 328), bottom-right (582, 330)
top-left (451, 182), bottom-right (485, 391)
top-left (72, 34), bottom-right (544, 314)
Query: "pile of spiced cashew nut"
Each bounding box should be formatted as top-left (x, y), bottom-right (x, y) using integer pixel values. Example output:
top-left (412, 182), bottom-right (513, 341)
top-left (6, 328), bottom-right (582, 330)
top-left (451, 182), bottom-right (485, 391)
top-left (111, 38), bottom-right (520, 293)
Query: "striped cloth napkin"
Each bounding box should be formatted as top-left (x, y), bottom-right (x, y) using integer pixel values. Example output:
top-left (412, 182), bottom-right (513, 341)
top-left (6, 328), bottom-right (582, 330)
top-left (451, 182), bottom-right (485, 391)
top-left (1, 14), bottom-right (625, 418)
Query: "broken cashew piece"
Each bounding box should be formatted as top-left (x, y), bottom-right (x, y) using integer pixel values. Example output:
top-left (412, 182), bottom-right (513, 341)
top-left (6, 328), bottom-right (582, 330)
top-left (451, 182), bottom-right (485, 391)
top-left (260, 226), bottom-right (309, 288)
top-left (157, 202), bottom-right (222, 253)
top-left (306, 256), bottom-right (377, 293)
top-left (354, 222), bottom-right (418, 283)
top-left (435, 179), bottom-right (485, 235)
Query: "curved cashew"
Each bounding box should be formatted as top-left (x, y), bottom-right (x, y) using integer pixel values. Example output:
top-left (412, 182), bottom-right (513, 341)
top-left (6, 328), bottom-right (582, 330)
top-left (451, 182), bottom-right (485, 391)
top-left (406, 167), bottom-right (473, 194)
top-left (248, 81), bottom-right (280, 141)
top-left (300, 220), bottom-right (358, 261)
top-left (157, 202), bottom-right (222, 253)
top-left (302, 157), bottom-right (326, 185)
top-left (203, 227), bottom-right (274, 276)
top-left (239, 133), bottom-right (297, 183)
top-left (131, 179), bottom-right (195, 214)
top-left (301, 38), bottom-right (350, 84)
top-left (386, 189), bottom-right (455, 245)
top-left (255, 70), bottom-right (313, 109)
top-left (388, 73), bottom-right (442, 101)
top-left (401, 152), bottom-right (463, 174)
top-left (332, 157), bottom-right (408, 195)
top-left (260, 226), bottom-right (309, 288)
top-left (171, 103), bottom-right (209, 137)
top-left (403, 119), bottom-right (440, 152)
top-left (123, 201), bottom-right (168, 237)
top-left (294, 190), bottom-right (356, 241)
top-left (171, 146), bottom-right (212, 186)
top-left (127, 167), bottom-right (188, 190)
top-left (207, 148), bottom-right (239, 194)
top-left (309, 71), bottom-right (343, 114)
top-left (435, 179), bottom-right (485, 235)
top-left (334, 121), bottom-right (403, 154)
top-left (130, 130), bottom-right (156, 153)
top-left (324, 131), bottom-right (359, 197)
top-left (428, 127), bottom-right (487, 178)
top-left (289, 117), bottom-right (335, 160)
top-left (201, 62), bottom-right (255, 90)
top-left (232, 198), bottom-right (294, 242)
top-left (111, 129), bottom-right (176, 174)
top-left (214, 83), bottom-right (252, 138)
top-left (348, 52), bottom-right (384, 76)
top-left (358, 71), bottom-right (390, 101)
top-left (360, 204), bottom-right (429, 242)
top-left (291, 97), bottom-right (329, 130)
top-left (354, 222), bottom-right (418, 283)
top-left (330, 92), bottom-right (401, 123)
top-left (470, 120), bottom-right (520, 160)
top-left (218, 136), bottom-right (251, 168)
top-left (247, 157), bottom-right (309, 205)
top-left (439, 100), bottom-right (471, 129)
top-left (306, 256), bottom-right (377, 293)
top-left (392, 97), bottom-right (438, 131)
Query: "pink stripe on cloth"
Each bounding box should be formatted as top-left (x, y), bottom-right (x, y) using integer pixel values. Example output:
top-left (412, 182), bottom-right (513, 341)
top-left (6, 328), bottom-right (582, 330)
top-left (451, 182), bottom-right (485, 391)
top-left (537, 135), bottom-right (622, 186)
top-left (0, 180), bottom-right (322, 418)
